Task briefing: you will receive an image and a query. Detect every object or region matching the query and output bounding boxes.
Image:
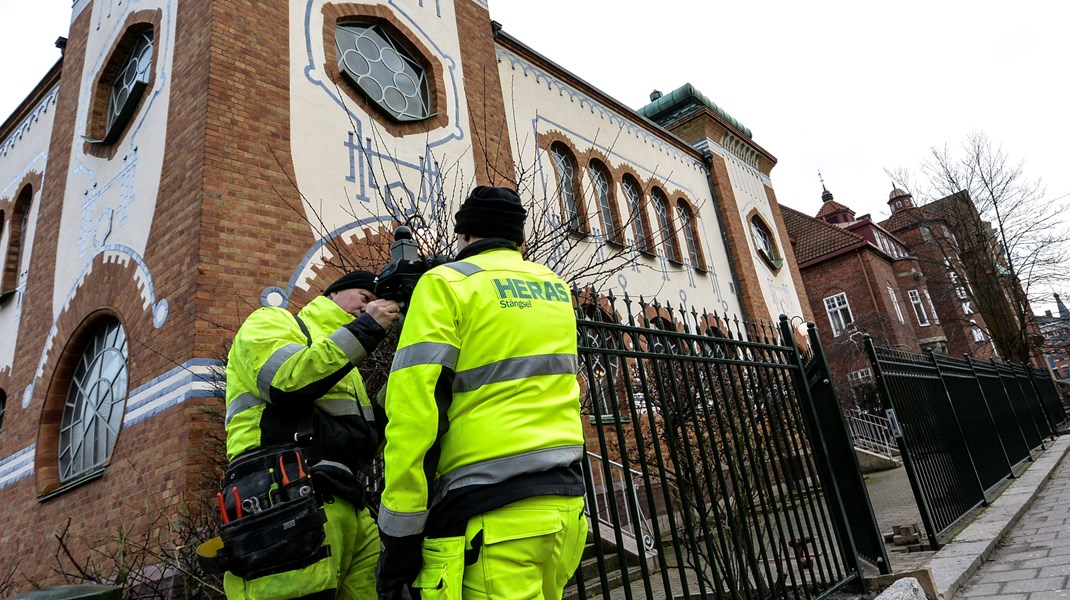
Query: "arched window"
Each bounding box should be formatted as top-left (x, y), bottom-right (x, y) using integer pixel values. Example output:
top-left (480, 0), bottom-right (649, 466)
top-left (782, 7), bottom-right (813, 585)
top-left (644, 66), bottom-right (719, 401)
top-left (88, 24), bottom-right (155, 145)
top-left (336, 22), bottom-right (431, 122)
top-left (1, 186), bottom-right (32, 298)
top-left (651, 189), bottom-right (678, 262)
top-left (676, 200), bottom-right (705, 270)
top-left (550, 143), bottom-right (582, 231)
top-left (621, 176), bottom-right (650, 252)
top-left (589, 160), bottom-right (621, 243)
top-left (58, 319), bottom-right (129, 482)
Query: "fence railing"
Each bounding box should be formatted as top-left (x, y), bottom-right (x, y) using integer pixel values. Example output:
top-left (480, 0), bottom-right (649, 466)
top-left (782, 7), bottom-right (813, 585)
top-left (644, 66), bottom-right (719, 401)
top-left (584, 451), bottom-right (656, 557)
top-left (844, 409), bottom-right (899, 460)
top-left (569, 291), bottom-right (887, 599)
top-left (863, 338), bottom-right (1065, 548)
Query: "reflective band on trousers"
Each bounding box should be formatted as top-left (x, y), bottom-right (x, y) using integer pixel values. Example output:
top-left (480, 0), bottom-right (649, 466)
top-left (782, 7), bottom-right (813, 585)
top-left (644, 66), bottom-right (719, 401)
top-left (392, 341), bottom-right (460, 372)
top-left (378, 504), bottom-right (429, 538)
top-left (452, 354), bottom-right (577, 394)
top-left (329, 326), bottom-right (367, 365)
top-left (256, 343), bottom-right (305, 400)
top-left (443, 261), bottom-right (482, 277)
top-left (225, 393), bottom-right (373, 425)
top-left (431, 445), bottom-right (583, 506)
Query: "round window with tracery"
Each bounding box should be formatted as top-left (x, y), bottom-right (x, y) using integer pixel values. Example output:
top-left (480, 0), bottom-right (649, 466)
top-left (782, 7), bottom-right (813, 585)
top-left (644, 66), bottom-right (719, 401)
top-left (58, 319), bottom-right (129, 482)
top-left (336, 22), bottom-right (431, 122)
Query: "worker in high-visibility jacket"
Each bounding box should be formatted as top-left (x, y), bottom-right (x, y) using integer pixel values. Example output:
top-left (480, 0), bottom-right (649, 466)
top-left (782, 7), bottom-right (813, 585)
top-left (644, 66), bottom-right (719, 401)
top-left (377, 186), bottom-right (587, 600)
top-left (224, 269), bottom-right (400, 600)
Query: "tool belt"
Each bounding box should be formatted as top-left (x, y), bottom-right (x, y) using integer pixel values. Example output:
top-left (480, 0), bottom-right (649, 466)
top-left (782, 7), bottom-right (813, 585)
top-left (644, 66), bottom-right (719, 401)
top-left (198, 444), bottom-right (330, 580)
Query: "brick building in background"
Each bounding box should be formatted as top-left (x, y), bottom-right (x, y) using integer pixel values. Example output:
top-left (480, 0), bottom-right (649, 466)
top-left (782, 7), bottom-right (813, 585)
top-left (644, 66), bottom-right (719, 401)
top-left (1038, 294), bottom-right (1070, 383)
top-left (0, 0), bottom-right (811, 588)
top-left (783, 186), bottom-right (1000, 407)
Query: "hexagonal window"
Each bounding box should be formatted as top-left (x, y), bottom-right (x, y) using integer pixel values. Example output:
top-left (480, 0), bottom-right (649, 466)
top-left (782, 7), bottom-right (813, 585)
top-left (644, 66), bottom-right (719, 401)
top-left (335, 22), bottom-right (431, 122)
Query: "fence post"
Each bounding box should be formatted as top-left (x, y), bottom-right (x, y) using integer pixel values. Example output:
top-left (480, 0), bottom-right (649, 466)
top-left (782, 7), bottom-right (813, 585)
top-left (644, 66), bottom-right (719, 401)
top-left (1022, 363), bottom-right (1058, 440)
top-left (778, 316), bottom-right (866, 581)
top-left (964, 354), bottom-right (1015, 478)
top-left (863, 334), bottom-right (942, 551)
top-left (927, 350), bottom-right (988, 505)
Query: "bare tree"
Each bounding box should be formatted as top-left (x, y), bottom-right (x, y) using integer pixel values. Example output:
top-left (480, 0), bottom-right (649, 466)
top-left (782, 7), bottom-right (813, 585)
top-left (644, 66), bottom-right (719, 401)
top-left (888, 131), bottom-right (1070, 363)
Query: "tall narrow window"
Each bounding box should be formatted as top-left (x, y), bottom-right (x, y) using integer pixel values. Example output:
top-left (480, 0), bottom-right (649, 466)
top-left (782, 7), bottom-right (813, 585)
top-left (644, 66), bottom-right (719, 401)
top-left (1, 186), bottom-right (32, 297)
top-left (824, 292), bottom-right (853, 337)
top-left (924, 289), bottom-right (940, 324)
top-left (651, 189), bottom-right (677, 261)
top-left (676, 200), bottom-right (703, 269)
top-left (908, 289), bottom-right (930, 326)
top-left (888, 286), bottom-right (905, 324)
top-left (59, 319), bottom-right (129, 482)
top-left (589, 161), bottom-right (620, 242)
top-left (622, 177), bottom-right (649, 252)
top-left (336, 23), bottom-right (431, 122)
top-left (551, 144), bottom-right (580, 230)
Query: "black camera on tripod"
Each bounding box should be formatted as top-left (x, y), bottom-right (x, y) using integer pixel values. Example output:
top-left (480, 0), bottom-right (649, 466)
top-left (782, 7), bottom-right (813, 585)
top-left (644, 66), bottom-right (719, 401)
top-left (374, 226), bottom-right (450, 310)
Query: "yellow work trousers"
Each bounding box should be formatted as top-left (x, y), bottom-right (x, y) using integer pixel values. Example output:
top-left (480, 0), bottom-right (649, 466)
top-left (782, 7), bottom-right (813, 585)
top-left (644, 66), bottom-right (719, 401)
top-left (412, 495), bottom-right (588, 600)
top-left (224, 499), bottom-right (379, 600)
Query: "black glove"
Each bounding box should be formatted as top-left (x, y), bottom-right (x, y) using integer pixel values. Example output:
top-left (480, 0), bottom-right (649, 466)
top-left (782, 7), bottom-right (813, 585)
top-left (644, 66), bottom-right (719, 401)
top-left (376, 532), bottom-right (423, 600)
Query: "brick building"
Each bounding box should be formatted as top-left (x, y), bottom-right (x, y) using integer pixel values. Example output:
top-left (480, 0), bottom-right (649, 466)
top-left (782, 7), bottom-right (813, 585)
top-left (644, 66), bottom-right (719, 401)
top-left (0, 0), bottom-right (810, 587)
top-left (1038, 294), bottom-right (1070, 383)
top-left (783, 186), bottom-right (1000, 405)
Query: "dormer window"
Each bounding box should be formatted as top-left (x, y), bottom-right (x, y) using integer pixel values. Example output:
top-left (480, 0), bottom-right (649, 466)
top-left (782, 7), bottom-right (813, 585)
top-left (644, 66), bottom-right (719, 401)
top-left (336, 22), bottom-right (431, 122)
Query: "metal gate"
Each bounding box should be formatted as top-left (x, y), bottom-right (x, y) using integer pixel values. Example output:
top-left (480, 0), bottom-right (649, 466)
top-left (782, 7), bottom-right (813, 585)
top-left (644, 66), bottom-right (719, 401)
top-left (570, 292), bottom-right (884, 599)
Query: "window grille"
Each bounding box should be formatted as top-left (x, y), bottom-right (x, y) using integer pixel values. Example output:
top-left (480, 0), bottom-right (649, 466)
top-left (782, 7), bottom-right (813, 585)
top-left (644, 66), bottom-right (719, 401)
top-left (59, 320), bottom-right (129, 482)
top-left (336, 23), bottom-right (431, 122)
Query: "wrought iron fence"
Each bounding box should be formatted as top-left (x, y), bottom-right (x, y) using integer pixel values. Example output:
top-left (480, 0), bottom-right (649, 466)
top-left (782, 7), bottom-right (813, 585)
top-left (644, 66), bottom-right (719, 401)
top-left (863, 338), bottom-right (1065, 548)
top-left (569, 292), bottom-right (885, 599)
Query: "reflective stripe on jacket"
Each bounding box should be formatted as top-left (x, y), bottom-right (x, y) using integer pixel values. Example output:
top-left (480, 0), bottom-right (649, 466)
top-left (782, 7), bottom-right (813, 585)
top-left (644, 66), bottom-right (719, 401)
top-left (380, 245), bottom-right (584, 537)
top-left (225, 295), bottom-right (384, 470)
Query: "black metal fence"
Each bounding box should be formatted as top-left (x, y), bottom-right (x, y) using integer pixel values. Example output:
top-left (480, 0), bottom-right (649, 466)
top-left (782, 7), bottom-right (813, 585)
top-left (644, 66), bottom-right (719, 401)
top-left (569, 292), bottom-right (886, 600)
top-left (863, 339), bottom-right (1067, 548)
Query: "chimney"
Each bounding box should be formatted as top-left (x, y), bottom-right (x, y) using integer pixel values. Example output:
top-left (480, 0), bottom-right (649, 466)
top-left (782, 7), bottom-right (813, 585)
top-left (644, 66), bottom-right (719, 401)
top-left (1046, 310), bottom-right (1053, 318)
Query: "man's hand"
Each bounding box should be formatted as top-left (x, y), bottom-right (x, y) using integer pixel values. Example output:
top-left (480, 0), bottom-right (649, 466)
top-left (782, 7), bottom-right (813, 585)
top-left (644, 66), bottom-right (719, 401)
top-left (366, 299), bottom-right (402, 329)
top-left (376, 532), bottom-right (423, 600)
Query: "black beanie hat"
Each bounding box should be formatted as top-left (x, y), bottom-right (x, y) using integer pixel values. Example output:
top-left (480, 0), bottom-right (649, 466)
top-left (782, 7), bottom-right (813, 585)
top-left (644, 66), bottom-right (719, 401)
top-left (454, 186), bottom-right (527, 244)
top-left (323, 270), bottom-right (377, 296)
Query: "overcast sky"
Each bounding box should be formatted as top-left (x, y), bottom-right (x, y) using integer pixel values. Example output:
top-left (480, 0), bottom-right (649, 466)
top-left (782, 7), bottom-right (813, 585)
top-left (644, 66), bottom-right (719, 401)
top-left (3, 1), bottom-right (1067, 308)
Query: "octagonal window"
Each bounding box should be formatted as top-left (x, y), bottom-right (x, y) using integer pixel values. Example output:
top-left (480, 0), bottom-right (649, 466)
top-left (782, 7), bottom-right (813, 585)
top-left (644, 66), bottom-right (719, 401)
top-left (59, 319), bottom-right (129, 482)
top-left (336, 22), bottom-right (431, 122)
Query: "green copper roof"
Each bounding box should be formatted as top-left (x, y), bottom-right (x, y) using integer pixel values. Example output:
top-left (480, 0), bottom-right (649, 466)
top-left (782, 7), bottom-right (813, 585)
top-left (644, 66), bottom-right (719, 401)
top-left (638, 83), bottom-right (752, 139)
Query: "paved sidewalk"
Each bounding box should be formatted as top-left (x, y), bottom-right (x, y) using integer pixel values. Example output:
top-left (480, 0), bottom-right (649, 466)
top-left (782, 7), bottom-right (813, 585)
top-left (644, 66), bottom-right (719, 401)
top-left (955, 447), bottom-right (1070, 599)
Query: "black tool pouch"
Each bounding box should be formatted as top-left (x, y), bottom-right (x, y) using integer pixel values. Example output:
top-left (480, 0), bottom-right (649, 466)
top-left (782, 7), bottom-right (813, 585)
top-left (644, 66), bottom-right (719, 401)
top-left (200, 444), bottom-right (330, 580)
top-left (219, 491), bottom-right (330, 580)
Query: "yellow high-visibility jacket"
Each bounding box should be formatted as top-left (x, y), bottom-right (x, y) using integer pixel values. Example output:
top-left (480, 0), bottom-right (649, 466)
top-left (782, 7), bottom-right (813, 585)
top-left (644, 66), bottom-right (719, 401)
top-left (225, 295), bottom-right (386, 499)
top-left (380, 241), bottom-right (585, 539)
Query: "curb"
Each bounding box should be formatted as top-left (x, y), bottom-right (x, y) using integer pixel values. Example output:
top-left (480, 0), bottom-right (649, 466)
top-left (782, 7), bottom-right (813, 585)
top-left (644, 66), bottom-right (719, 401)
top-left (922, 433), bottom-right (1070, 599)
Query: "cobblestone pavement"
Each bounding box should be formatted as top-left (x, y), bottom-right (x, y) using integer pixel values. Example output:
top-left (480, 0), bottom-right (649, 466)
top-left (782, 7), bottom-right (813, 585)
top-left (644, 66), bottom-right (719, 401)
top-left (862, 465), bottom-right (935, 573)
top-left (956, 451), bottom-right (1070, 599)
